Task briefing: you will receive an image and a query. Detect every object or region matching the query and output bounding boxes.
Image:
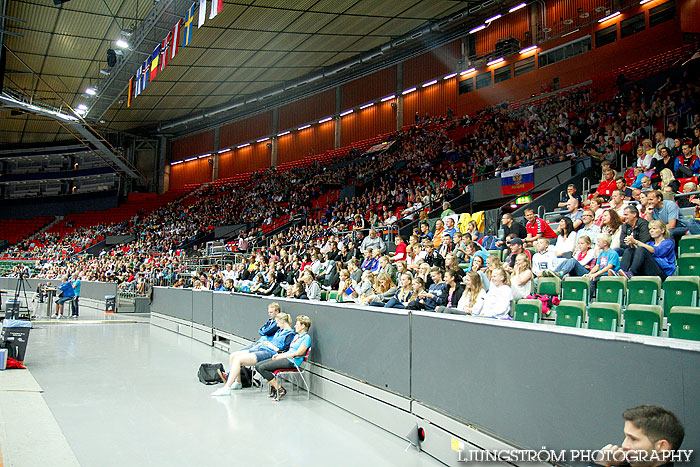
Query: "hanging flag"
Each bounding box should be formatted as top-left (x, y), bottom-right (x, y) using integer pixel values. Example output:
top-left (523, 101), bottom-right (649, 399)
top-left (160, 32), bottom-right (171, 72)
top-left (171, 19), bottom-right (182, 58)
top-left (134, 66), bottom-right (142, 97)
top-left (141, 58), bottom-right (150, 92)
top-left (182, 4), bottom-right (195, 46)
top-left (150, 44), bottom-right (161, 81)
top-left (127, 77), bottom-right (133, 107)
top-left (210, 0), bottom-right (223, 19)
top-left (198, 0), bottom-right (207, 28)
top-left (501, 165), bottom-right (534, 195)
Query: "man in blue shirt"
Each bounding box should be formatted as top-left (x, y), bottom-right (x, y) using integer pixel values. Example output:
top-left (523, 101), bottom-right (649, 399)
top-left (52, 275), bottom-right (75, 319)
top-left (649, 190), bottom-right (700, 244)
top-left (70, 272), bottom-right (81, 318)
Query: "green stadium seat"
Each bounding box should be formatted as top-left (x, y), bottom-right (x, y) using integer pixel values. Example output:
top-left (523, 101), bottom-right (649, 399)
top-left (536, 277), bottom-right (560, 296)
top-left (627, 276), bottom-right (661, 306)
top-left (561, 277), bottom-right (590, 304)
top-left (320, 291), bottom-right (329, 301)
top-left (487, 250), bottom-right (501, 258)
top-left (679, 235), bottom-right (700, 256)
top-left (587, 303), bottom-right (621, 332)
top-left (667, 307), bottom-right (700, 341)
top-left (676, 254), bottom-right (700, 276)
top-left (329, 290), bottom-right (339, 301)
top-left (662, 276), bottom-right (700, 317)
top-left (597, 276), bottom-right (627, 305)
top-left (624, 305), bottom-right (662, 336)
top-left (555, 300), bottom-right (586, 328)
top-left (513, 299), bottom-right (541, 323)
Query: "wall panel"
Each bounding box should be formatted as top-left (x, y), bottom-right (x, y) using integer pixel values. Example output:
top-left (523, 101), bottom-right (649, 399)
top-left (342, 67), bottom-right (397, 109)
top-left (218, 143), bottom-right (271, 177)
top-left (219, 112), bottom-right (272, 149)
top-left (169, 158), bottom-right (212, 189)
top-left (172, 130), bottom-right (215, 162)
top-left (456, 16), bottom-right (682, 117)
top-left (403, 41), bottom-right (461, 89)
top-left (475, 8), bottom-right (530, 56)
top-left (279, 89), bottom-right (336, 131)
top-left (277, 120), bottom-right (335, 165)
top-left (544, 0), bottom-right (608, 33)
top-left (340, 101), bottom-right (396, 147)
top-left (402, 79), bottom-right (459, 127)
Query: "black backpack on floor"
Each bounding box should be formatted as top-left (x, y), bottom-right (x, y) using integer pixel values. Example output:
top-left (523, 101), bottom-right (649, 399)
top-left (197, 363), bottom-right (225, 385)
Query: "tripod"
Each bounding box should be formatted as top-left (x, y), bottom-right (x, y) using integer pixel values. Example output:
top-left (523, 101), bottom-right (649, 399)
top-left (10, 271), bottom-right (31, 321)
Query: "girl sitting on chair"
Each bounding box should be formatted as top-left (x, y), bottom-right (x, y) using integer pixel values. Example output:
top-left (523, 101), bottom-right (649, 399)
top-left (255, 315), bottom-right (312, 401)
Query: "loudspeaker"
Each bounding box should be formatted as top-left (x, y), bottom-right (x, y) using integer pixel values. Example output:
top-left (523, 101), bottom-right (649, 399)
top-left (107, 49), bottom-right (117, 67)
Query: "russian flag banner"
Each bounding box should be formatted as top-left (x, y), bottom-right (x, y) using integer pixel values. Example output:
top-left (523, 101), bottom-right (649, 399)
top-left (501, 165), bottom-right (534, 195)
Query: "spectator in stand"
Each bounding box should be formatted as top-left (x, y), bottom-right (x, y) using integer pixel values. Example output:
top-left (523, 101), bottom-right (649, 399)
top-left (640, 175), bottom-right (654, 192)
top-left (576, 209), bottom-right (601, 243)
top-left (654, 130), bottom-right (675, 157)
top-left (432, 219), bottom-right (445, 248)
top-left (553, 217), bottom-right (576, 258)
top-left (618, 205), bottom-right (651, 256)
top-left (596, 170), bottom-right (617, 200)
top-left (419, 221), bottom-right (433, 242)
top-left (475, 268), bottom-right (512, 320)
top-left (649, 189), bottom-right (700, 244)
top-left (564, 198), bottom-right (583, 230)
top-left (674, 142), bottom-right (700, 177)
top-left (630, 167), bottom-right (646, 189)
top-left (440, 201), bottom-right (455, 219)
top-left (585, 233), bottom-right (620, 291)
top-left (557, 184), bottom-right (582, 208)
top-left (616, 176), bottom-right (633, 200)
top-left (531, 238), bottom-right (557, 277)
top-left (503, 237), bottom-right (531, 272)
top-left (407, 267), bottom-right (448, 311)
top-left (391, 235), bottom-right (407, 262)
top-left (496, 213), bottom-right (527, 249)
top-left (301, 270), bottom-right (321, 300)
top-left (619, 220), bottom-right (676, 281)
top-left (523, 208), bottom-right (557, 247)
top-left (510, 253), bottom-right (533, 301)
top-left (546, 235), bottom-right (596, 278)
top-left (443, 217), bottom-right (457, 239)
top-left (435, 268), bottom-right (464, 312)
top-left (364, 273), bottom-right (397, 307)
top-left (601, 209), bottom-right (624, 250)
top-left (464, 220), bottom-right (482, 242)
top-left (384, 273), bottom-right (414, 309)
top-left (360, 229), bottom-right (386, 254)
top-left (635, 146), bottom-right (653, 171)
top-left (650, 147), bottom-right (674, 176)
top-left (609, 189), bottom-right (628, 217)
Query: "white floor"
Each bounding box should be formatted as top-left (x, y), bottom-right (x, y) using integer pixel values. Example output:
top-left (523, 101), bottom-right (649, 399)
top-left (0, 309), bottom-right (443, 467)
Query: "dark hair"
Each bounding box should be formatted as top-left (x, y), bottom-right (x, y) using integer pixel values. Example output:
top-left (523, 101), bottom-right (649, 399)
top-left (559, 217), bottom-right (575, 237)
top-left (622, 405), bottom-right (685, 450)
top-left (624, 205), bottom-right (639, 217)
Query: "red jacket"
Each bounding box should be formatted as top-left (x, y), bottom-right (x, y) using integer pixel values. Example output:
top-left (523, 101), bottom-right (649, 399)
top-left (596, 180), bottom-right (617, 197)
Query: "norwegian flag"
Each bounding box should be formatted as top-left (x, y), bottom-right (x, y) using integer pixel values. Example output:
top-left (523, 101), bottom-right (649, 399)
top-left (209, 0), bottom-right (223, 19)
top-left (160, 32), bottom-right (171, 72)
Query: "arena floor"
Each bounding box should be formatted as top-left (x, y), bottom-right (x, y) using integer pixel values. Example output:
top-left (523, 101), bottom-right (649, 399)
top-left (0, 309), bottom-right (441, 467)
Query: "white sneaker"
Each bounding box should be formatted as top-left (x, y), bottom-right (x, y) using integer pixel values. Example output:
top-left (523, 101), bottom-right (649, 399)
top-left (211, 387), bottom-right (232, 396)
top-left (231, 382), bottom-right (243, 390)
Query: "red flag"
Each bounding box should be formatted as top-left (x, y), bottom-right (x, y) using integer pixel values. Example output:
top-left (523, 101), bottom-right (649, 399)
top-left (171, 19), bottom-right (182, 58)
top-left (210, 0), bottom-right (223, 18)
top-left (127, 77), bottom-right (133, 107)
top-left (160, 32), bottom-right (171, 72)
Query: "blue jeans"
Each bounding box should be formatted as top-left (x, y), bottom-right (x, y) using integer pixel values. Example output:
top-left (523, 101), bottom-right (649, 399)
top-left (384, 297), bottom-right (405, 309)
top-left (555, 258), bottom-right (588, 276)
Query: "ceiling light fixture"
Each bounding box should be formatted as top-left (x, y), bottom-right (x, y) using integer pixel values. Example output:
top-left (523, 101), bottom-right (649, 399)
top-left (402, 87), bottom-right (416, 95)
top-left (469, 24), bottom-right (486, 34)
top-left (487, 57), bottom-right (505, 66)
top-left (520, 45), bottom-right (538, 54)
top-left (422, 80), bottom-right (438, 87)
top-left (77, 104), bottom-right (88, 110)
top-left (460, 68), bottom-right (476, 75)
top-left (340, 110), bottom-right (353, 116)
top-left (380, 94), bottom-right (396, 102)
top-left (298, 124), bottom-right (311, 130)
top-left (443, 72), bottom-right (458, 79)
top-left (257, 137), bottom-right (269, 143)
top-left (509, 3), bottom-right (527, 13)
top-left (116, 39), bottom-right (129, 48)
top-left (277, 131), bottom-right (290, 136)
top-left (218, 148), bottom-right (230, 153)
top-left (598, 11), bottom-right (621, 22)
top-left (319, 117), bottom-right (333, 123)
top-left (360, 103), bottom-right (374, 109)
top-left (85, 87), bottom-right (96, 96)
top-left (485, 14), bottom-right (502, 23)
top-left (237, 143), bottom-right (250, 148)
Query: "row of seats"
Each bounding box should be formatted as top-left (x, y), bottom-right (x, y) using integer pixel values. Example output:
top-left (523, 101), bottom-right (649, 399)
top-left (515, 299), bottom-right (700, 341)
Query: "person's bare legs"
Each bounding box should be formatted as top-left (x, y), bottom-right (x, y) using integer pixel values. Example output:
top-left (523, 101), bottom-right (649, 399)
top-left (223, 353), bottom-right (258, 388)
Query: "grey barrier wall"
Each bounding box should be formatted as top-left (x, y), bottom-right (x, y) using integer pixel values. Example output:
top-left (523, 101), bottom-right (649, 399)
top-left (203, 290), bottom-right (412, 395)
top-left (0, 278), bottom-right (117, 301)
top-left (150, 287), bottom-right (700, 462)
top-left (411, 312), bottom-right (700, 460)
top-left (472, 160), bottom-right (576, 203)
top-left (192, 290), bottom-right (213, 327)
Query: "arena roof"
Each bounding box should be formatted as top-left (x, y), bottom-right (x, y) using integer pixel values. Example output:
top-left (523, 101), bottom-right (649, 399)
top-left (0, 0), bottom-right (506, 145)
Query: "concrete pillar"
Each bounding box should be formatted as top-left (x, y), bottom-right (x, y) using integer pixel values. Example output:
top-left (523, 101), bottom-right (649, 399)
top-left (335, 86), bottom-right (342, 149)
top-left (212, 126), bottom-right (220, 182)
top-left (158, 135), bottom-right (168, 194)
top-left (396, 63), bottom-right (404, 130)
top-left (271, 108), bottom-right (279, 167)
